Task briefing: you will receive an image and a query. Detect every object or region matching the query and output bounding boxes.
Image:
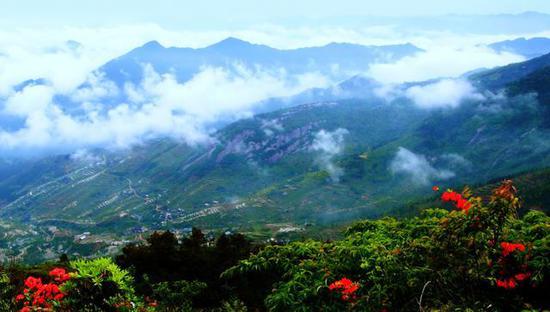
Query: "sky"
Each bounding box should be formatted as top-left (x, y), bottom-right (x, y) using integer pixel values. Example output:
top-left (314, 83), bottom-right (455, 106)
top-left (2, 0), bottom-right (550, 29)
top-left (0, 1), bottom-right (549, 156)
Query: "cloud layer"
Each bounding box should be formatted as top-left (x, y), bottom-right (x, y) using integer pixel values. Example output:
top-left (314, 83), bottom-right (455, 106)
top-left (404, 79), bottom-right (485, 108)
top-left (0, 23), bottom-right (539, 156)
top-left (0, 65), bottom-right (329, 155)
top-left (390, 147), bottom-right (455, 185)
top-left (367, 46), bottom-right (524, 84)
top-left (311, 128), bottom-right (348, 182)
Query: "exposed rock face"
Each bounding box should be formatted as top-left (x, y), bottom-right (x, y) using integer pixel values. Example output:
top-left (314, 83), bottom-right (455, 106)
top-left (216, 130), bottom-right (255, 162)
top-left (215, 121), bottom-right (320, 164)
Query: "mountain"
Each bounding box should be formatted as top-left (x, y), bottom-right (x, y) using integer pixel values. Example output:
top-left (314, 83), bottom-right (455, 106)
top-left (469, 51), bottom-right (550, 91)
top-left (489, 37), bottom-right (550, 59)
top-left (99, 38), bottom-right (422, 87)
top-left (254, 75), bottom-right (383, 113)
top-left (1, 52), bottom-right (550, 263)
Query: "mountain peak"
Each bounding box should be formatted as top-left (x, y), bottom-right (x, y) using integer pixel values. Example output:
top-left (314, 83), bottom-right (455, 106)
top-left (140, 40), bottom-right (164, 50)
top-left (207, 37), bottom-right (254, 49)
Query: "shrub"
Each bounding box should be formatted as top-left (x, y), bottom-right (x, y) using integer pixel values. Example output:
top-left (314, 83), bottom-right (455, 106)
top-left (224, 181), bottom-right (550, 311)
top-left (61, 258), bottom-right (144, 311)
top-left (151, 280), bottom-right (207, 311)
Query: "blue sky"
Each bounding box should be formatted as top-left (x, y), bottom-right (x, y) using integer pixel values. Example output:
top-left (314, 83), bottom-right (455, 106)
top-left (2, 0), bottom-right (550, 28)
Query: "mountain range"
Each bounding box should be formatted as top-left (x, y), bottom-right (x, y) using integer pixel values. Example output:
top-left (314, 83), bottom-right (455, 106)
top-left (99, 37), bottom-right (422, 86)
top-left (0, 37), bottom-right (549, 263)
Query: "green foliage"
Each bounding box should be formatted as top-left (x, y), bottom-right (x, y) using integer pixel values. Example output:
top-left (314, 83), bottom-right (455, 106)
top-left (63, 258), bottom-right (140, 311)
top-left (151, 280), bottom-right (207, 311)
top-left (1, 182), bottom-right (548, 311)
top-left (116, 229), bottom-right (255, 310)
top-left (0, 271), bottom-right (15, 311)
top-left (225, 183), bottom-right (550, 311)
top-left (70, 258), bottom-right (134, 293)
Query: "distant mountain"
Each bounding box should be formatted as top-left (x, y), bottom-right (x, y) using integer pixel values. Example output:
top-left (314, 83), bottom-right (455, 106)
top-left (469, 51), bottom-right (550, 91)
top-left (489, 37), bottom-right (550, 59)
top-left (99, 37), bottom-right (422, 87)
top-left (254, 75), bottom-right (383, 113)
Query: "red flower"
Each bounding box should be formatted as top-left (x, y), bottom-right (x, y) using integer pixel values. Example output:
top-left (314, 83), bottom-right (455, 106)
top-left (441, 190), bottom-right (460, 202)
top-left (24, 277), bottom-right (42, 290)
top-left (456, 198), bottom-right (472, 212)
top-left (17, 271), bottom-right (68, 310)
top-left (514, 273), bottom-right (531, 281)
top-left (441, 190), bottom-right (471, 213)
top-left (432, 186), bottom-right (440, 192)
top-left (496, 278), bottom-right (517, 289)
top-left (500, 242), bottom-right (526, 256)
top-left (328, 278), bottom-right (361, 302)
top-left (49, 267), bottom-right (71, 283)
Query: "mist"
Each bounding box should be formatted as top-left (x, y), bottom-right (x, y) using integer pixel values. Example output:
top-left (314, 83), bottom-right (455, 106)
top-left (0, 19), bottom-right (542, 157)
top-left (311, 128), bottom-right (348, 182)
top-left (390, 147), bottom-right (455, 185)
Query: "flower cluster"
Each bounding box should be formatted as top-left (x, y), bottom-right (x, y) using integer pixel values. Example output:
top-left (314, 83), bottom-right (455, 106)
top-left (496, 272), bottom-right (531, 290)
top-left (492, 179), bottom-right (517, 202)
top-left (49, 268), bottom-right (71, 283)
top-left (328, 278), bottom-right (360, 301)
top-left (15, 268), bottom-right (71, 311)
top-left (500, 242), bottom-right (526, 257)
top-left (496, 278), bottom-right (517, 289)
top-left (496, 242), bottom-right (531, 289)
top-left (441, 190), bottom-right (472, 213)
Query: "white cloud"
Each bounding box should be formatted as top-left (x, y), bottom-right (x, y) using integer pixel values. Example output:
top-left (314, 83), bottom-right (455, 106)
top-left (0, 24), bottom-right (538, 95)
top-left (261, 118), bottom-right (284, 136)
top-left (0, 64), bottom-right (330, 154)
top-left (0, 23), bottom-right (543, 156)
top-left (440, 153), bottom-right (472, 168)
top-left (70, 72), bottom-right (119, 103)
top-left (311, 128), bottom-right (348, 182)
top-left (4, 85), bottom-right (55, 116)
top-left (367, 46), bottom-right (524, 84)
top-left (70, 149), bottom-right (104, 165)
top-left (390, 147), bottom-right (455, 185)
top-left (404, 79), bottom-right (485, 108)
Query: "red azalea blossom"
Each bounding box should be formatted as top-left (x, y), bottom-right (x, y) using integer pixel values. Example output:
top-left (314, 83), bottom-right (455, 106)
top-left (328, 278), bottom-right (361, 302)
top-left (496, 278), bottom-right (517, 289)
top-left (514, 273), bottom-right (531, 281)
top-left (24, 276), bottom-right (42, 290)
top-left (49, 267), bottom-right (71, 283)
top-left (441, 190), bottom-right (471, 213)
top-left (16, 268), bottom-right (71, 311)
top-left (500, 242), bottom-right (526, 256)
top-left (494, 242), bottom-right (531, 290)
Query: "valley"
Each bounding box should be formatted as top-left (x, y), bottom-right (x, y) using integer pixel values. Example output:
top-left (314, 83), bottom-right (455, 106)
top-left (1, 50), bottom-right (550, 262)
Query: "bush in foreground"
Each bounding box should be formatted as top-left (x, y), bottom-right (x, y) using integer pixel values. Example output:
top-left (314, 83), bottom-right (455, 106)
top-left (224, 181), bottom-right (549, 311)
top-left (1, 180), bottom-right (548, 311)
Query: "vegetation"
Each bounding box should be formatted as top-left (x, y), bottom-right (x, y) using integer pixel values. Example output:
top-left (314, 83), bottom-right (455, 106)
top-left (0, 180), bottom-right (548, 311)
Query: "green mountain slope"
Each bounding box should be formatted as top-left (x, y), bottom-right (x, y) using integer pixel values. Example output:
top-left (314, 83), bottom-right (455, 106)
top-left (470, 52), bottom-right (550, 90)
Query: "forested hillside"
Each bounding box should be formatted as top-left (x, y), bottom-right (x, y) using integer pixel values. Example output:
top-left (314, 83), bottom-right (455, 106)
top-left (1, 180), bottom-right (548, 311)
